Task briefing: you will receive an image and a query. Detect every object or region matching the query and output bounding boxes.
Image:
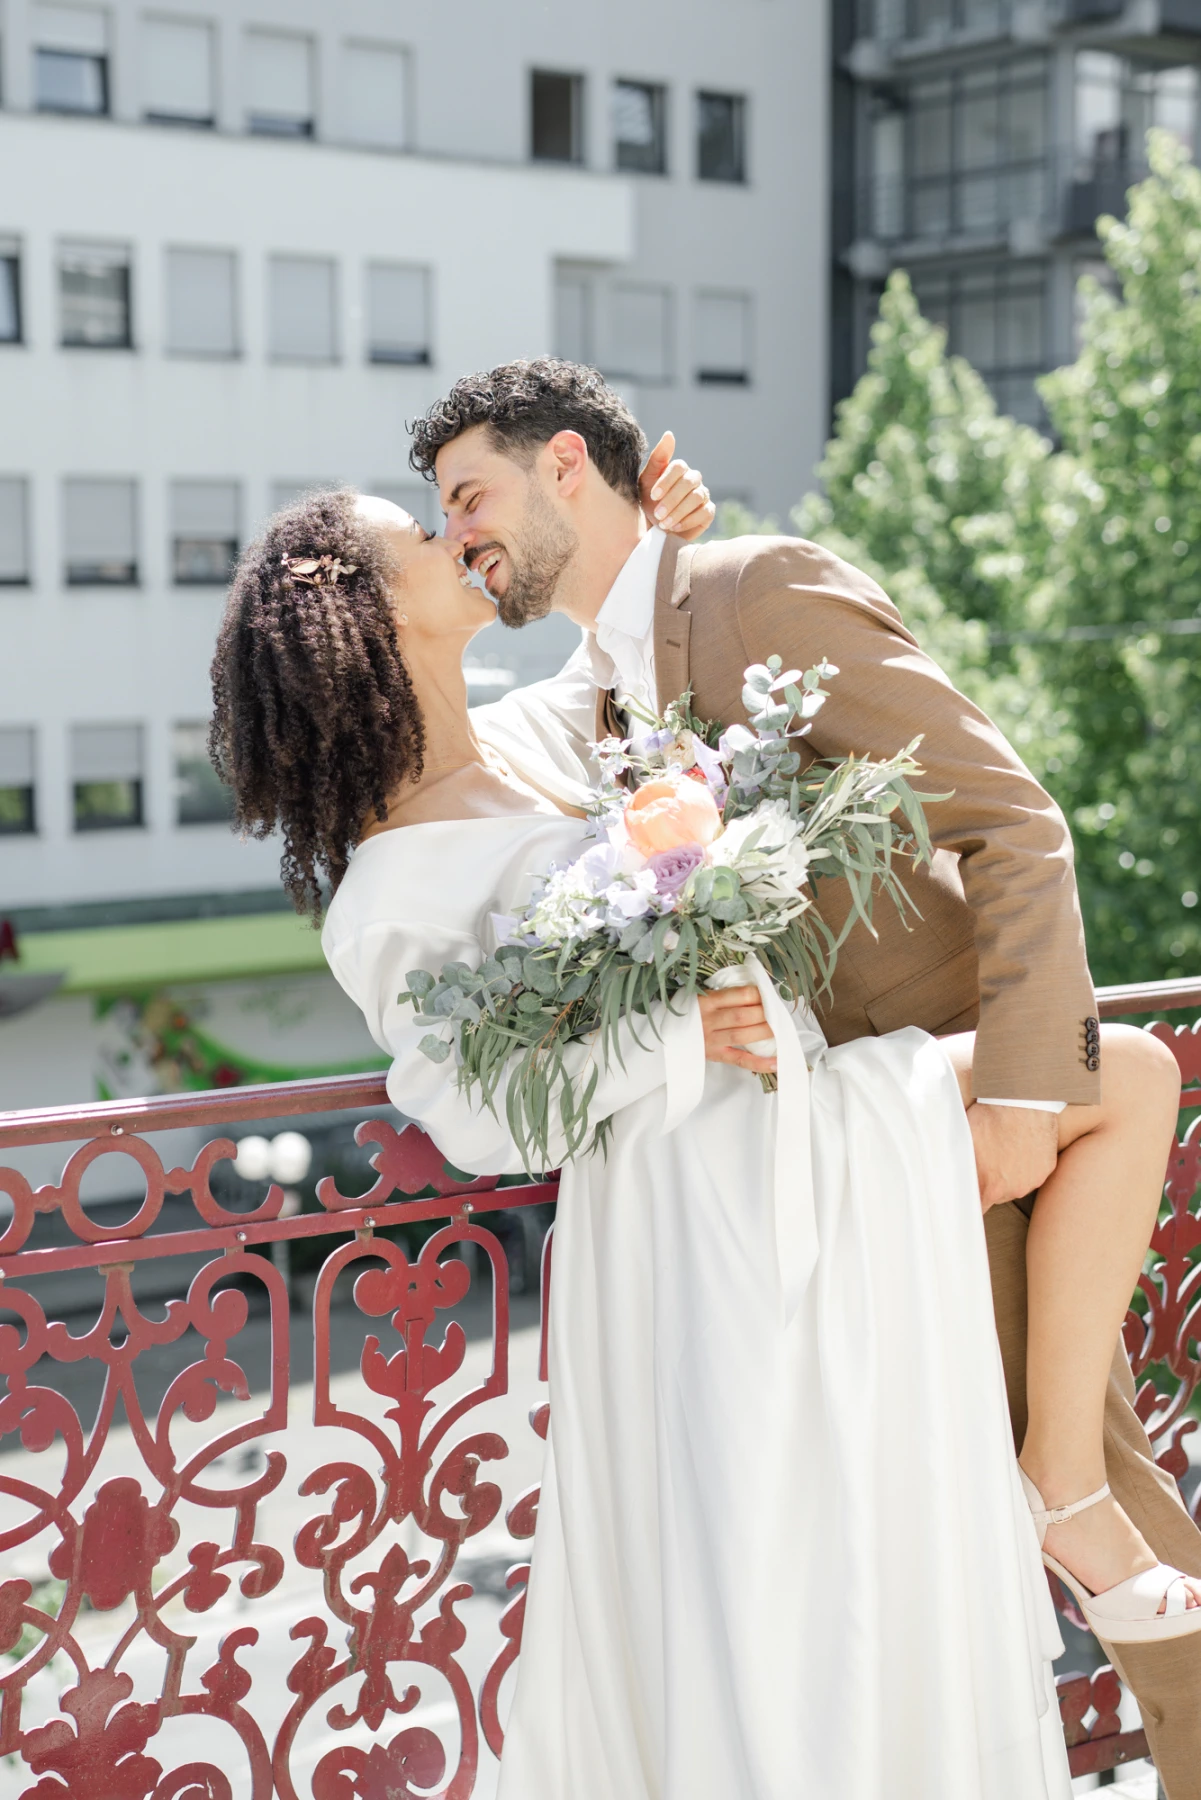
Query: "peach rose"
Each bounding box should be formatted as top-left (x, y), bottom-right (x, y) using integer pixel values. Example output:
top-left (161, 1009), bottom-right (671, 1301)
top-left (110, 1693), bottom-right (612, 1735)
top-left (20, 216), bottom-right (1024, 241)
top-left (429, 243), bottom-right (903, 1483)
top-left (624, 777), bottom-right (722, 857)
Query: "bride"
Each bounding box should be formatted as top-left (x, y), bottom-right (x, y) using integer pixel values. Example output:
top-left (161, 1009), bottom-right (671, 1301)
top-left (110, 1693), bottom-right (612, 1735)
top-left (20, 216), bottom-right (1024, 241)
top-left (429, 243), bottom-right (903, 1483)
top-left (209, 461), bottom-right (1076, 1796)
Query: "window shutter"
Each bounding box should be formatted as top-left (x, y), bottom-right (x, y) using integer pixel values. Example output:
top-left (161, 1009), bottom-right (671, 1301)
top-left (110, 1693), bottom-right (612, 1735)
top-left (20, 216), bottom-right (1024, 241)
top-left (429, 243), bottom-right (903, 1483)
top-left (64, 478), bottom-right (136, 563)
top-left (35, 4), bottom-right (106, 53)
top-left (343, 43), bottom-right (408, 149)
top-left (694, 292), bottom-right (751, 382)
top-left (71, 723), bottom-right (143, 782)
top-left (247, 31), bottom-right (313, 123)
top-left (143, 17), bottom-right (214, 120)
top-left (268, 256), bottom-right (336, 360)
top-left (367, 264), bottom-right (429, 363)
top-left (0, 478), bottom-right (29, 581)
top-left (166, 248), bottom-right (237, 355)
top-left (171, 480), bottom-right (239, 537)
top-left (554, 272), bottom-right (592, 364)
top-left (605, 284), bottom-right (671, 382)
top-left (0, 728), bottom-right (35, 786)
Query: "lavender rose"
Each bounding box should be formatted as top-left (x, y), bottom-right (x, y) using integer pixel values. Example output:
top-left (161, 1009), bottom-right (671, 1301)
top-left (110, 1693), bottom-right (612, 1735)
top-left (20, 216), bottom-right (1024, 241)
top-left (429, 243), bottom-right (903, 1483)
top-left (647, 842), bottom-right (706, 897)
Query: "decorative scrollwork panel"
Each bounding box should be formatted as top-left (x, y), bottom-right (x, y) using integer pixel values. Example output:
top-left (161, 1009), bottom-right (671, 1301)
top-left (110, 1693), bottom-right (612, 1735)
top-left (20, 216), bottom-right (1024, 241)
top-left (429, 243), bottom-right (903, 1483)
top-left (1, 1000), bottom-right (1199, 1791)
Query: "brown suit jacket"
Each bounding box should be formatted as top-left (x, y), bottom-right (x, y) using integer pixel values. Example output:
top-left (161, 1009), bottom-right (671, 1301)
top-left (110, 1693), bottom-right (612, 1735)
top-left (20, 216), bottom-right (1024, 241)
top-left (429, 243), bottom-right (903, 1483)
top-left (595, 534), bottom-right (1099, 1105)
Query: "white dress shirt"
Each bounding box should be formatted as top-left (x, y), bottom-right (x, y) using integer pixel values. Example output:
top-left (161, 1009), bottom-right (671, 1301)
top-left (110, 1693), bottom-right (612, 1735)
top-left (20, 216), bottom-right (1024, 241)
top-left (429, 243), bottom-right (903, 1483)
top-left (591, 526), bottom-right (666, 737)
top-left (476, 526), bottom-right (1063, 1113)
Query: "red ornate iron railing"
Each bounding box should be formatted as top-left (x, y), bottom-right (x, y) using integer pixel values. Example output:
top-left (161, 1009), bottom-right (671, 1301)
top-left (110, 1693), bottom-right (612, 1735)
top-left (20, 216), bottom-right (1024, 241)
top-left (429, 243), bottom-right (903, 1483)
top-left (0, 979), bottom-right (1198, 1795)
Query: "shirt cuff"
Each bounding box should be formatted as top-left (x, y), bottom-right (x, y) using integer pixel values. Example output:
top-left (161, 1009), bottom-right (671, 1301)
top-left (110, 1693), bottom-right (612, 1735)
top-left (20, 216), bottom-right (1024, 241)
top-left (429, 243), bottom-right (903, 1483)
top-left (977, 1097), bottom-right (1067, 1114)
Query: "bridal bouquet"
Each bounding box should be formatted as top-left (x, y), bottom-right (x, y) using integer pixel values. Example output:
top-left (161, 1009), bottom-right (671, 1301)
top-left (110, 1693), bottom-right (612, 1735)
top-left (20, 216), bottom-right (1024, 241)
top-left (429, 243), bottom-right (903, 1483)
top-left (399, 656), bottom-right (937, 1167)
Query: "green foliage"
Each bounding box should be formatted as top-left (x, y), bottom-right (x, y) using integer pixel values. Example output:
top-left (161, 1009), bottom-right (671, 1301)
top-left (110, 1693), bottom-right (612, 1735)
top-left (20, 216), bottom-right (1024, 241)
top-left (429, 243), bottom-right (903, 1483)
top-left (1037, 131), bottom-right (1201, 980)
top-left (719, 140), bottom-right (1201, 983)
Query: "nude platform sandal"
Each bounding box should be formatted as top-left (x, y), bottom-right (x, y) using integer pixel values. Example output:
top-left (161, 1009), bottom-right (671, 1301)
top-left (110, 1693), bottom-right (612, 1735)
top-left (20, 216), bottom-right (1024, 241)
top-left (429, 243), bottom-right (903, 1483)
top-left (1020, 1469), bottom-right (1201, 1644)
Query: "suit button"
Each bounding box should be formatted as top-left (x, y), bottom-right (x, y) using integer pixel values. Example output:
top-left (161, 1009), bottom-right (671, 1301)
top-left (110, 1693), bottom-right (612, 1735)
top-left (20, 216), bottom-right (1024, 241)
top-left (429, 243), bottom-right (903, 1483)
top-left (1085, 1016), bottom-right (1099, 1030)
top-left (1086, 1055), bottom-right (1100, 1072)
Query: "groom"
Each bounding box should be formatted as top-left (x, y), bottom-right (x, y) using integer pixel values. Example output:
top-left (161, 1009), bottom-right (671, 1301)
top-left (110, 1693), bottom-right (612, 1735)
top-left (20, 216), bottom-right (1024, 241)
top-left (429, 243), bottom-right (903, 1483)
top-left (410, 358), bottom-right (1201, 1787)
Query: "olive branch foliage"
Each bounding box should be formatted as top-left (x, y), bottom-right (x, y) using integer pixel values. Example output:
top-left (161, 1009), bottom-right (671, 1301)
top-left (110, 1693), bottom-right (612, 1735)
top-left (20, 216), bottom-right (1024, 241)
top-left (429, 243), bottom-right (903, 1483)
top-left (398, 657), bottom-right (940, 1170)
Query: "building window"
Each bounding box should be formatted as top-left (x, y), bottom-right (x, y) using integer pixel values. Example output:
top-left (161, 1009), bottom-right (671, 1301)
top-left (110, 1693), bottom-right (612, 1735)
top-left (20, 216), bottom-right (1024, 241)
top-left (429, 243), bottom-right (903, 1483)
top-left (697, 92), bottom-right (746, 183)
top-left (367, 263), bottom-right (430, 364)
top-left (694, 291), bottom-right (751, 385)
top-left (613, 80), bottom-right (667, 175)
top-left (0, 243), bottom-right (22, 344)
top-left (268, 255), bottom-right (337, 361)
top-left (270, 480), bottom-right (338, 514)
top-left (171, 480), bottom-right (239, 585)
top-left (34, 4), bottom-right (109, 116)
top-left (604, 283), bottom-right (672, 383)
top-left (1074, 51), bottom-right (1197, 173)
top-left (64, 477), bottom-right (138, 585)
top-left (246, 30), bottom-right (314, 138)
top-left (873, 55), bottom-right (1048, 243)
top-left (172, 721), bottom-right (232, 825)
top-left (165, 248), bottom-right (238, 356)
top-left (904, 0), bottom-right (1011, 31)
top-left (912, 262), bottom-right (1047, 424)
top-left (870, 104), bottom-right (906, 238)
top-left (531, 70), bottom-right (584, 164)
top-left (0, 478), bottom-right (31, 584)
top-left (59, 241), bottom-right (132, 348)
top-left (71, 723), bottom-right (144, 831)
top-left (554, 268), bottom-right (594, 364)
top-left (553, 267), bottom-right (673, 381)
top-left (342, 41), bottom-right (409, 150)
top-left (1067, 53), bottom-right (1199, 232)
top-left (369, 482), bottom-right (439, 534)
top-left (0, 728), bottom-right (36, 836)
top-left (142, 15), bottom-right (215, 127)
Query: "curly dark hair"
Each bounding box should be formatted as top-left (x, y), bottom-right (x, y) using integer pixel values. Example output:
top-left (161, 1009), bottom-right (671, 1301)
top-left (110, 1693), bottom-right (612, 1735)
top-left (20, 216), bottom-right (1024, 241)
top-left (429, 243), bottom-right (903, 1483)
top-left (409, 357), bottom-right (647, 503)
top-left (208, 489), bottom-right (424, 920)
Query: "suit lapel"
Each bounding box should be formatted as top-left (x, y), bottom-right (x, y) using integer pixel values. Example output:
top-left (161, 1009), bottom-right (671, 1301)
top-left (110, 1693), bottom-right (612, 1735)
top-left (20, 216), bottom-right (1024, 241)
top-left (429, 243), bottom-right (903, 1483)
top-left (653, 538), bottom-right (694, 715)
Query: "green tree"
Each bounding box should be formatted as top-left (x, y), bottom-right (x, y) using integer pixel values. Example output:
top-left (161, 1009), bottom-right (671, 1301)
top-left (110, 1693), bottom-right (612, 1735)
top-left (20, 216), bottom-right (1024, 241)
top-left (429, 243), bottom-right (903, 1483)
top-left (720, 140), bottom-right (1201, 985)
top-left (1038, 130), bottom-right (1201, 981)
top-left (790, 272), bottom-right (1078, 825)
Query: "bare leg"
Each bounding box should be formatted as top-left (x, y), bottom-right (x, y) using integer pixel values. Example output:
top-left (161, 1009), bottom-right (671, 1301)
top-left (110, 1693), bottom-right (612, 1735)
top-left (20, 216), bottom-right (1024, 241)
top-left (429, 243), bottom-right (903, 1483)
top-left (942, 1023), bottom-right (1199, 1609)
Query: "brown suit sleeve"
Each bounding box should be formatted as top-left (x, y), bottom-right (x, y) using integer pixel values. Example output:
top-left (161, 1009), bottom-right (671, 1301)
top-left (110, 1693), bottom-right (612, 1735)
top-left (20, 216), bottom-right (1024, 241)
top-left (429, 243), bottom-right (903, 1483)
top-left (729, 539), bottom-right (1098, 1104)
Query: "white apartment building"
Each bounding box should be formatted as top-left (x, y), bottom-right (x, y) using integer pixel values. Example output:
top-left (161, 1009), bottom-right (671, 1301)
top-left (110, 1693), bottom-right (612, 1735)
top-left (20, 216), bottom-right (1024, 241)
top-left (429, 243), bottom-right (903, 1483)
top-left (0, 0), bottom-right (828, 1118)
top-left (0, 0), bottom-right (827, 917)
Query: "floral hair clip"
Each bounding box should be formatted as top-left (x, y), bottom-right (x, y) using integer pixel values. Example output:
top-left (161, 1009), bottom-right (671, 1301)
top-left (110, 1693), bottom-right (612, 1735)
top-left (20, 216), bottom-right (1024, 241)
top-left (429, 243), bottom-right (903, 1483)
top-left (280, 552), bottom-right (358, 587)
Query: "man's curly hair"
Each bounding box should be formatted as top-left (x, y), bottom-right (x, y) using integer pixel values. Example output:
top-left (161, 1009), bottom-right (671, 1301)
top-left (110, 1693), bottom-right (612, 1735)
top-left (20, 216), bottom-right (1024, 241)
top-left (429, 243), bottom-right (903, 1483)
top-left (209, 489), bottom-right (423, 920)
top-left (409, 357), bottom-right (647, 502)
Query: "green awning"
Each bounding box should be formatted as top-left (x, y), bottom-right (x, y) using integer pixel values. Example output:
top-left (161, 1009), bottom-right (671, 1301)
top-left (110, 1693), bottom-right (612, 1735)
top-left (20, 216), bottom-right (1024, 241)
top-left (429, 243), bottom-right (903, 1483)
top-left (14, 910), bottom-right (328, 997)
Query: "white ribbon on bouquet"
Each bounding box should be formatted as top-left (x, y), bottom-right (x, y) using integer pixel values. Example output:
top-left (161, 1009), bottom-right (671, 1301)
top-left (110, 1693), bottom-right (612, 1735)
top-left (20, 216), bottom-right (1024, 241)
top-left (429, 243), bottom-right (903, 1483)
top-left (705, 955), bottom-right (821, 1325)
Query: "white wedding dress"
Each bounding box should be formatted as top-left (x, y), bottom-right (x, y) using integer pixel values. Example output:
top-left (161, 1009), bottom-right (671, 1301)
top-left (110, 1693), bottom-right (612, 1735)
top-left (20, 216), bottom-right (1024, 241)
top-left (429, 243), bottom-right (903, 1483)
top-left (323, 810), bottom-right (1072, 1800)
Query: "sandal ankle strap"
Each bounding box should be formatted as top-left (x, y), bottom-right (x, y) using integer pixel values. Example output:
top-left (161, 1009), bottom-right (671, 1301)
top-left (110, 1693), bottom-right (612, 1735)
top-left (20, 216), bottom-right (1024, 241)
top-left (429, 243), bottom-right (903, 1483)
top-left (1034, 1481), bottom-right (1111, 1529)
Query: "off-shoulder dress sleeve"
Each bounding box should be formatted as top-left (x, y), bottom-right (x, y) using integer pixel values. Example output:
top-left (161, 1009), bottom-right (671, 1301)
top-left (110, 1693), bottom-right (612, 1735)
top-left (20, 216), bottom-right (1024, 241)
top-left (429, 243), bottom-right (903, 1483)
top-left (323, 913), bottom-right (701, 1177)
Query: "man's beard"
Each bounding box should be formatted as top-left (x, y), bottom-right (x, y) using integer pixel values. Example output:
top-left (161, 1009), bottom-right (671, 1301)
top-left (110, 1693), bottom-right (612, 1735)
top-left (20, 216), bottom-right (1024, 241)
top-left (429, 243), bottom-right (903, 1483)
top-left (494, 487), bottom-right (578, 628)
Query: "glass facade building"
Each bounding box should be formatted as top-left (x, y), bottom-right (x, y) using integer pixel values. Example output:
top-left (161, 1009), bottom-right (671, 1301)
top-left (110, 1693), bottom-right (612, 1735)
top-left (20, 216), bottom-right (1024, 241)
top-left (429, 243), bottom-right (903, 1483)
top-left (834, 1), bottom-right (1201, 424)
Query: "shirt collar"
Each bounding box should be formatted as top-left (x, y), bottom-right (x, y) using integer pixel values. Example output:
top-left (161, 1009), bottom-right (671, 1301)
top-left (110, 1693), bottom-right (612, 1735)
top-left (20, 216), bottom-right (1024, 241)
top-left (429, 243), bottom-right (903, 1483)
top-left (595, 527), bottom-right (665, 649)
